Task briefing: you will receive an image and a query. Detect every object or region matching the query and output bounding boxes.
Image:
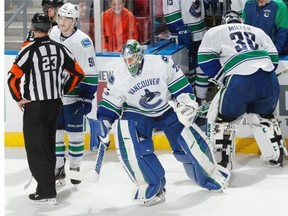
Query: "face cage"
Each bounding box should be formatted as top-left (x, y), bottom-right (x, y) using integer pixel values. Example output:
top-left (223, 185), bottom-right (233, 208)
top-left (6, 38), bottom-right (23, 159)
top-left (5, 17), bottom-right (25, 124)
top-left (123, 56), bottom-right (140, 76)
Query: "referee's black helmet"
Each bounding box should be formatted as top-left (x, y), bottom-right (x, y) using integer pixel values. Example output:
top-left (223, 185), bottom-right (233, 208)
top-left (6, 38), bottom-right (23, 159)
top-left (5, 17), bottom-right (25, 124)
top-left (31, 13), bottom-right (52, 33)
top-left (41, 0), bottom-right (64, 7)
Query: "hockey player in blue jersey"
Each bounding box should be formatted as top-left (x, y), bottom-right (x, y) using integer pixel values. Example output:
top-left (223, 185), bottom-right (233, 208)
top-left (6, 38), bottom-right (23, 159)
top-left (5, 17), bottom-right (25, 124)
top-left (94, 39), bottom-right (230, 206)
top-left (198, 10), bottom-right (287, 169)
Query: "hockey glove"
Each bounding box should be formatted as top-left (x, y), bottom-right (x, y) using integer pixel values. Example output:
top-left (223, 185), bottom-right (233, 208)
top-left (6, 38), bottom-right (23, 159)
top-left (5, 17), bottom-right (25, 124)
top-left (168, 93), bottom-right (199, 127)
top-left (87, 118), bottom-right (111, 151)
top-left (177, 26), bottom-right (192, 49)
top-left (74, 97), bottom-right (93, 115)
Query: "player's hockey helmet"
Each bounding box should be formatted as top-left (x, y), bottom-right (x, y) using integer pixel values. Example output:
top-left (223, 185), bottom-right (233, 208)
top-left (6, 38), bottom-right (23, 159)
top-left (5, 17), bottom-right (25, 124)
top-left (41, 0), bottom-right (64, 7)
top-left (222, 10), bottom-right (242, 24)
top-left (31, 12), bottom-right (52, 33)
top-left (121, 39), bottom-right (144, 76)
top-left (58, 3), bottom-right (80, 22)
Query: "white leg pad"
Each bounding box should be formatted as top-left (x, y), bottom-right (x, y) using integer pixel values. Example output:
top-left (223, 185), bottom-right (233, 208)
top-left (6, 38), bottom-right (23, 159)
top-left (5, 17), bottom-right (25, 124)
top-left (246, 113), bottom-right (280, 161)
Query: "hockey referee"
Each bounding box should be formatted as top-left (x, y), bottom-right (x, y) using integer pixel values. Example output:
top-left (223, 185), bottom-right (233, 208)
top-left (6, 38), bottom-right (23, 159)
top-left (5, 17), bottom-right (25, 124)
top-left (7, 12), bottom-right (85, 205)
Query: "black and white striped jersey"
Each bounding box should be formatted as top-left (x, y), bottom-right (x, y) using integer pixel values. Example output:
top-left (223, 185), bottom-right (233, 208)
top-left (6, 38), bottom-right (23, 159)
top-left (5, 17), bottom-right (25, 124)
top-left (7, 36), bottom-right (85, 102)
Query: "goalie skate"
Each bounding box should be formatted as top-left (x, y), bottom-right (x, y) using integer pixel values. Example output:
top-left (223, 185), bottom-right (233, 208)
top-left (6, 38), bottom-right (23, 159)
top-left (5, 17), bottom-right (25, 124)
top-left (143, 188), bottom-right (166, 206)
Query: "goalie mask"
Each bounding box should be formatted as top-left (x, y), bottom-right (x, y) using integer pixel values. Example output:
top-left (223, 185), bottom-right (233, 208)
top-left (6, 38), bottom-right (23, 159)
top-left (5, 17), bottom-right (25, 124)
top-left (221, 10), bottom-right (242, 24)
top-left (121, 39), bottom-right (144, 76)
top-left (31, 12), bottom-right (52, 33)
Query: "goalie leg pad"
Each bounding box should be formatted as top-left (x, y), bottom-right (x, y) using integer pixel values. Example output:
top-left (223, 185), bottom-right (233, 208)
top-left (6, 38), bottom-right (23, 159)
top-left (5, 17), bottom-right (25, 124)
top-left (213, 122), bottom-right (235, 170)
top-left (246, 114), bottom-right (281, 163)
top-left (177, 124), bottom-right (230, 190)
top-left (114, 120), bottom-right (166, 201)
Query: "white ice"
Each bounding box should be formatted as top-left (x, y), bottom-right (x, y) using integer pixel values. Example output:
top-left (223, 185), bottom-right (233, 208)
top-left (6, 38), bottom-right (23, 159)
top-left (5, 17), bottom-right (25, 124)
top-left (4, 148), bottom-right (288, 216)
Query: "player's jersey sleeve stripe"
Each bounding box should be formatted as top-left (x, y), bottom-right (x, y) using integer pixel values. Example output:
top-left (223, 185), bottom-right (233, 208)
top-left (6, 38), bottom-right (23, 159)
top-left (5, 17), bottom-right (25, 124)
top-left (98, 99), bottom-right (122, 117)
top-left (198, 52), bottom-right (219, 64)
top-left (168, 75), bottom-right (190, 94)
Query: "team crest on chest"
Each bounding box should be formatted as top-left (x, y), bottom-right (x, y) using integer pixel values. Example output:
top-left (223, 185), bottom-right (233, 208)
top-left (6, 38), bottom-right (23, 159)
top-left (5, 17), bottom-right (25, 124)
top-left (139, 88), bottom-right (162, 109)
top-left (263, 9), bottom-right (271, 18)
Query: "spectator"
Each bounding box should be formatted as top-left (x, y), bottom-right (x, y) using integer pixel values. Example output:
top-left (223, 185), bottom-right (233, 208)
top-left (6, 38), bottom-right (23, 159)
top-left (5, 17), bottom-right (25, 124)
top-left (102, 0), bottom-right (139, 52)
top-left (242, 0), bottom-right (288, 55)
top-left (7, 12), bottom-right (84, 204)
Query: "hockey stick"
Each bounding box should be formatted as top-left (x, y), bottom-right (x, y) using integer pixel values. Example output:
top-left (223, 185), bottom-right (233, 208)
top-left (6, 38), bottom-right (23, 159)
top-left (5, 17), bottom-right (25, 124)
top-left (66, 141), bottom-right (107, 183)
top-left (66, 118), bottom-right (109, 183)
top-left (277, 68), bottom-right (288, 77)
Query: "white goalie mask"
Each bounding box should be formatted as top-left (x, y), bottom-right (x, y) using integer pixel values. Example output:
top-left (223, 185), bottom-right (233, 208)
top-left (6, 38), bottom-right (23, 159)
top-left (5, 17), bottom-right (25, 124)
top-left (121, 39), bottom-right (144, 76)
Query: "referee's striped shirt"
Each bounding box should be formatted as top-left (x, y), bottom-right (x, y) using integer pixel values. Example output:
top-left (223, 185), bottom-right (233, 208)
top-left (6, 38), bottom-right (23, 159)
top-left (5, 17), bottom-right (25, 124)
top-left (7, 36), bottom-right (85, 102)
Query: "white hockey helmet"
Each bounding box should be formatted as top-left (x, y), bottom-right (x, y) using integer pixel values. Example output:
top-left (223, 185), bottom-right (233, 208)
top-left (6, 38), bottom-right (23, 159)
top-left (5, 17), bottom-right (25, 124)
top-left (222, 10), bottom-right (242, 24)
top-left (121, 39), bottom-right (144, 76)
top-left (58, 3), bottom-right (80, 22)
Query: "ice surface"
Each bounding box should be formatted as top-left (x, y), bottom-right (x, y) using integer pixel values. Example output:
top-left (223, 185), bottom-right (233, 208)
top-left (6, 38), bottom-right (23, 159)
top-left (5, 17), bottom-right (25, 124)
top-left (4, 148), bottom-right (288, 216)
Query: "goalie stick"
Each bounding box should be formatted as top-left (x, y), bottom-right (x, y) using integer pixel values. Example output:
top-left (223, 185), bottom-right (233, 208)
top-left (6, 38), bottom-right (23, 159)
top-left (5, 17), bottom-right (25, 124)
top-left (277, 68), bottom-right (288, 77)
top-left (66, 141), bottom-right (107, 183)
top-left (66, 118), bottom-right (109, 183)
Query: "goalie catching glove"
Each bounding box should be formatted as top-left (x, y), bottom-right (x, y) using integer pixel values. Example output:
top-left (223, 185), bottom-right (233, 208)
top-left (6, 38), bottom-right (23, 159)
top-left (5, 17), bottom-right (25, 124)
top-left (168, 93), bottom-right (199, 127)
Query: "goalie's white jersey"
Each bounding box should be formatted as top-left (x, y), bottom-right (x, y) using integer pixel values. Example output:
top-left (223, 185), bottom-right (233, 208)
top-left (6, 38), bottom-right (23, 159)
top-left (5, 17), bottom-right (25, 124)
top-left (99, 55), bottom-right (191, 117)
top-left (198, 23), bottom-right (278, 77)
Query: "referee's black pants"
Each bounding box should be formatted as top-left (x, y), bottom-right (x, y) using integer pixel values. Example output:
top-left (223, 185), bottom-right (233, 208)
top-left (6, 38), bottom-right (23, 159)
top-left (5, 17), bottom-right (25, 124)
top-left (23, 99), bottom-right (62, 198)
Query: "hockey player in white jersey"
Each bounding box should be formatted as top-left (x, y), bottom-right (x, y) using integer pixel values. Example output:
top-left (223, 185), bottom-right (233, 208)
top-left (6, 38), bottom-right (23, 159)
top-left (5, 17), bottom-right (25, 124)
top-left (162, 0), bottom-right (209, 104)
top-left (95, 39), bottom-right (230, 206)
top-left (198, 10), bottom-right (287, 169)
top-left (49, 3), bottom-right (98, 186)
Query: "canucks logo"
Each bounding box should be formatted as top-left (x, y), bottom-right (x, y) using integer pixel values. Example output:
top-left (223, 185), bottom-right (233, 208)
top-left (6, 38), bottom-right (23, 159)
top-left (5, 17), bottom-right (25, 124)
top-left (139, 89), bottom-right (162, 109)
top-left (263, 9), bottom-right (271, 18)
top-left (108, 74), bottom-right (115, 85)
top-left (81, 38), bottom-right (92, 48)
top-left (161, 56), bottom-right (168, 63)
top-left (189, 0), bottom-right (201, 17)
